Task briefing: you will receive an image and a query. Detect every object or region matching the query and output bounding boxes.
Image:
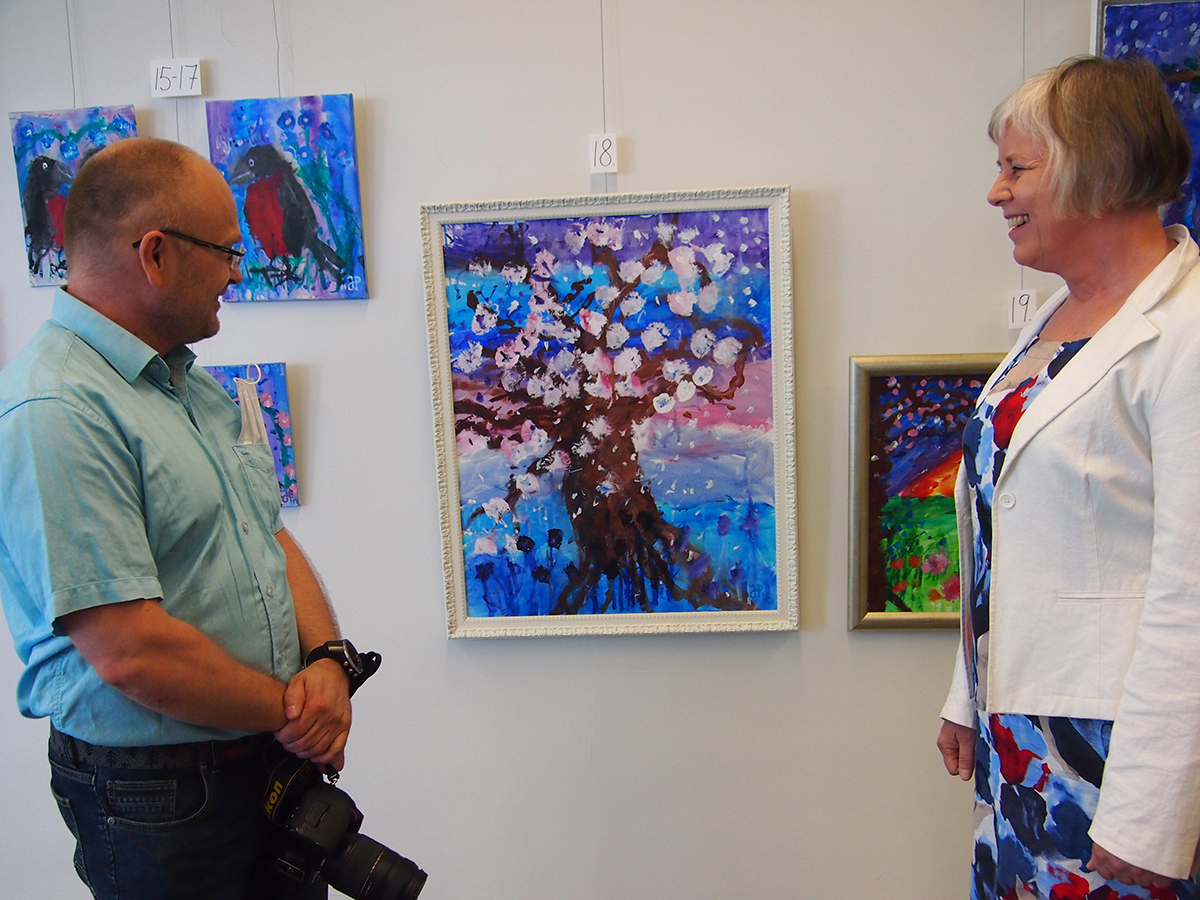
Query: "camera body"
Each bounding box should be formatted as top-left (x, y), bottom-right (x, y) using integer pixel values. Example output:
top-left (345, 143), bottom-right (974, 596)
top-left (264, 751), bottom-right (427, 900)
top-left (262, 648), bottom-right (426, 900)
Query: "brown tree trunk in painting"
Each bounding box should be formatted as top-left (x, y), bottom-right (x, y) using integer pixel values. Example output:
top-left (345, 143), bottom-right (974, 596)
top-left (549, 414), bottom-right (754, 615)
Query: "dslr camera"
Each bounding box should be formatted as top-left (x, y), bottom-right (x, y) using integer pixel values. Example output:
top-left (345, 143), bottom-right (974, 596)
top-left (262, 646), bottom-right (427, 900)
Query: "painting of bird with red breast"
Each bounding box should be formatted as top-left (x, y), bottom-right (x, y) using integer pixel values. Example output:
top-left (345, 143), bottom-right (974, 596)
top-left (22, 155), bottom-right (73, 281)
top-left (230, 144), bottom-right (345, 289)
top-left (11, 105), bottom-right (138, 286)
top-left (205, 93), bottom-right (366, 300)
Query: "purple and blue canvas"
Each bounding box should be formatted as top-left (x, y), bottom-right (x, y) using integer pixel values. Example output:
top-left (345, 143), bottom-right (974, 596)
top-left (440, 208), bottom-right (778, 618)
top-left (206, 94), bottom-right (366, 301)
top-left (202, 362), bottom-right (299, 507)
top-left (9, 105), bottom-right (137, 286)
top-left (1101, 2), bottom-right (1200, 240)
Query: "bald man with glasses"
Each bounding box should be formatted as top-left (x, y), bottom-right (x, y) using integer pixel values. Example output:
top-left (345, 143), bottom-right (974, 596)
top-left (0, 137), bottom-right (351, 899)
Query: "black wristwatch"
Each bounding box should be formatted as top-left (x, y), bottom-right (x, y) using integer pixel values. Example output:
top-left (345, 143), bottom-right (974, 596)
top-left (304, 639), bottom-right (381, 697)
top-left (305, 639), bottom-right (364, 680)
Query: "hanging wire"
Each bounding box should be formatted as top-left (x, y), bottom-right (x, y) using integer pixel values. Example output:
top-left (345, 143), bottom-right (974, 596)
top-left (599, 0), bottom-right (612, 193)
top-left (65, 0), bottom-right (78, 107)
top-left (168, 0), bottom-right (180, 141)
top-left (599, 0), bottom-right (607, 134)
top-left (272, 0), bottom-right (282, 97)
top-left (1020, 0), bottom-right (1027, 290)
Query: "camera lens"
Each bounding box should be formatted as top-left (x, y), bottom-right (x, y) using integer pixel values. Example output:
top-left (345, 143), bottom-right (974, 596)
top-left (326, 833), bottom-right (428, 900)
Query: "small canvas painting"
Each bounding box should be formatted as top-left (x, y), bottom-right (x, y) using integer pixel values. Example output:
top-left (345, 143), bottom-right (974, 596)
top-left (206, 94), bottom-right (366, 301)
top-left (1099, 1), bottom-right (1200, 240)
top-left (202, 362), bottom-right (300, 507)
top-left (9, 105), bottom-right (137, 286)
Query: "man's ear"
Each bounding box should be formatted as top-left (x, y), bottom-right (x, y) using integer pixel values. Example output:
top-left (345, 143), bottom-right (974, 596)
top-left (134, 231), bottom-right (171, 289)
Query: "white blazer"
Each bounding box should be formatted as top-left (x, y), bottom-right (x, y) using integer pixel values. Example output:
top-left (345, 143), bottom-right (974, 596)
top-left (940, 227), bottom-right (1200, 878)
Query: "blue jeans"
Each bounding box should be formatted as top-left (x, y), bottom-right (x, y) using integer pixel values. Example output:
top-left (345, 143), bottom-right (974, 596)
top-left (48, 730), bottom-right (327, 900)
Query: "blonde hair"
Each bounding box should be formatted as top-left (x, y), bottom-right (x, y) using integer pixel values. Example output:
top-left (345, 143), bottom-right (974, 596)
top-left (989, 56), bottom-right (1191, 219)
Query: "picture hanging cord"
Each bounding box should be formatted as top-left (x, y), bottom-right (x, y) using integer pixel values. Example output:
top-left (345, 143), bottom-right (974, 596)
top-left (599, 0), bottom-right (607, 135)
top-left (65, 0), bottom-right (77, 108)
top-left (1020, 0), bottom-right (1026, 290)
top-left (272, 0), bottom-right (282, 98)
top-left (168, 0), bottom-right (180, 142)
top-left (598, 0), bottom-right (612, 193)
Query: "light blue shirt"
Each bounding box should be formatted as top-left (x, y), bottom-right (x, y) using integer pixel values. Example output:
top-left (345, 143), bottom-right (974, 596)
top-left (0, 289), bottom-right (301, 746)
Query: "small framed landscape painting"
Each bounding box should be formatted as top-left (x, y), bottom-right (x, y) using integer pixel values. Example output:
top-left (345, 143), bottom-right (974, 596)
top-left (848, 354), bottom-right (1002, 630)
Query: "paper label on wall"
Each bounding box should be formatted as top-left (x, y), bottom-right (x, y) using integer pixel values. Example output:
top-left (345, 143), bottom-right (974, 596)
top-left (1008, 290), bottom-right (1038, 330)
top-left (151, 59), bottom-right (202, 97)
top-left (589, 133), bottom-right (618, 173)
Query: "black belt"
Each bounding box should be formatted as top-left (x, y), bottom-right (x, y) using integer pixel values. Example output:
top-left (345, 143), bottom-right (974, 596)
top-left (49, 726), bottom-right (272, 770)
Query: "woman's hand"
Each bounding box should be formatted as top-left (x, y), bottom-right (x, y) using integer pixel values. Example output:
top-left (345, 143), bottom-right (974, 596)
top-left (937, 719), bottom-right (977, 781)
top-left (1089, 843), bottom-right (1174, 889)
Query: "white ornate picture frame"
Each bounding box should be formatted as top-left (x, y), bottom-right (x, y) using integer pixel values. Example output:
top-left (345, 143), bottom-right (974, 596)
top-left (423, 187), bottom-right (796, 637)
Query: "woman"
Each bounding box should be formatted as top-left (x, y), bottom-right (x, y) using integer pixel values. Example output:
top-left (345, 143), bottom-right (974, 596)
top-left (937, 56), bottom-right (1200, 898)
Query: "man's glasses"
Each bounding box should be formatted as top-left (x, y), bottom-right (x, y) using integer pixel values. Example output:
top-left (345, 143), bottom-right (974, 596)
top-left (133, 228), bottom-right (245, 269)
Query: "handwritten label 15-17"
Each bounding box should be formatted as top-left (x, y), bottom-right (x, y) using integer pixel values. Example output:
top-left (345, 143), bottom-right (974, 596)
top-left (151, 58), bottom-right (202, 98)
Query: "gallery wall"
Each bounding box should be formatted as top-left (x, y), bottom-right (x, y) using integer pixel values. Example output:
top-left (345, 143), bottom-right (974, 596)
top-left (0, 1), bottom-right (1089, 897)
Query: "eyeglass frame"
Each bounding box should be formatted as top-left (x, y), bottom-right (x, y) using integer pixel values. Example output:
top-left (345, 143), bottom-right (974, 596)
top-left (132, 228), bottom-right (245, 267)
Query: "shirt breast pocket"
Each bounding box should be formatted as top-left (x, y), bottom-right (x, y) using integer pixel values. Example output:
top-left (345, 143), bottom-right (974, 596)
top-left (232, 444), bottom-right (281, 529)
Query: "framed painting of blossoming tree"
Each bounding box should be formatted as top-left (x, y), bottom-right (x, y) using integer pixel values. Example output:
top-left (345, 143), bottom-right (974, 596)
top-left (848, 354), bottom-right (1002, 630)
top-left (423, 187), bottom-right (796, 637)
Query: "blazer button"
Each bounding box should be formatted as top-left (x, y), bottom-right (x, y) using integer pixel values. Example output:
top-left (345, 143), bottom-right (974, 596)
top-left (998, 492), bottom-right (1016, 509)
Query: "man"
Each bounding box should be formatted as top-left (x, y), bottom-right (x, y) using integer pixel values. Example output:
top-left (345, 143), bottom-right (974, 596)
top-left (0, 137), bottom-right (355, 898)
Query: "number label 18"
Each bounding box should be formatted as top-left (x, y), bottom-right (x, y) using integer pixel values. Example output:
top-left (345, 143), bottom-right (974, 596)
top-left (589, 133), bottom-right (618, 174)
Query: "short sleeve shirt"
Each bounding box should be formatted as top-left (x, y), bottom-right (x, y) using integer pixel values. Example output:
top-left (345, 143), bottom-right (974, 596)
top-left (0, 289), bottom-right (301, 746)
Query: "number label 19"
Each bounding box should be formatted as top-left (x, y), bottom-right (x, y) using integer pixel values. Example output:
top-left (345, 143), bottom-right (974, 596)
top-left (589, 133), bottom-right (618, 174)
top-left (151, 58), bottom-right (203, 98)
top-left (1008, 290), bottom-right (1038, 330)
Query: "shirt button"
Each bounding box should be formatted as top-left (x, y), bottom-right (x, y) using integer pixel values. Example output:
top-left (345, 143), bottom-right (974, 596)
top-left (998, 492), bottom-right (1016, 509)
top-left (265, 586), bottom-right (275, 597)
top-left (241, 521), bottom-right (249, 533)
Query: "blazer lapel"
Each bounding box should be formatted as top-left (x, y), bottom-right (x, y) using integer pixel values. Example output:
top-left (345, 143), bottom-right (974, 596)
top-left (995, 229), bottom-right (1199, 480)
top-left (997, 304), bottom-right (1159, 480)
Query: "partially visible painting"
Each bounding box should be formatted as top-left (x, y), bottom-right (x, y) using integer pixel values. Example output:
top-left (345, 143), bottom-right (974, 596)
top-left (848, 354), bottom-right (1002, 630)
top-left (202, 362), bottom-right (300, 507)
top-left (9, 106), bottom-right (137, 286)
top-left (1095, 0), bottom-right (1200, 240)
top-left (423, 188), bottom-right (797, 637)
top-left (206, 94), bottom-right (366, 301)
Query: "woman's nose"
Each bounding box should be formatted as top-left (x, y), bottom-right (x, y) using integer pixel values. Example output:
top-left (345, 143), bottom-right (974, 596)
top-left (987, 175), bottom-right (1009, 207)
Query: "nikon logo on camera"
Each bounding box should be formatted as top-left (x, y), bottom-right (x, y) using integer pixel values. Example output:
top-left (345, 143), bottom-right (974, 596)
top-left (264, 778), bottom-right (286, 817)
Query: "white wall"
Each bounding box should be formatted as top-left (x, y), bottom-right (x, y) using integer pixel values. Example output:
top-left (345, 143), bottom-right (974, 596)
top-left (0, 1), bottom-right (1089, 897)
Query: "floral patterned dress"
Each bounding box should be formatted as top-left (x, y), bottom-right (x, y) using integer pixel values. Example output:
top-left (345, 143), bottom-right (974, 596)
top-left (962, 336), bottom-right (1199, 900)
